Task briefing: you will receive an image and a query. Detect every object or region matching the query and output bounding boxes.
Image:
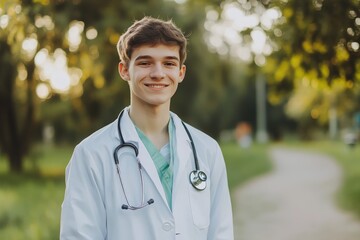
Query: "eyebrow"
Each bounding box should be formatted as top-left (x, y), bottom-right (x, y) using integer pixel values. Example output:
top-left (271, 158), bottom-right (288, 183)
top-left (134, 55), bottom-right (180, 62)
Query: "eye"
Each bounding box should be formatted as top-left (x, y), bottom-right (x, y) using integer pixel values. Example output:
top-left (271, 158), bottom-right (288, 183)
top-left (164, 61), bottom-right (177, 67)
top-left (138, 61), bottom-right (150, 66)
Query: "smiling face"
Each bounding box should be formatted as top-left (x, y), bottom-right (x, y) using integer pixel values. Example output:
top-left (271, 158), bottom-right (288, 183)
top-left (119, 44), bottom-right (186, 109)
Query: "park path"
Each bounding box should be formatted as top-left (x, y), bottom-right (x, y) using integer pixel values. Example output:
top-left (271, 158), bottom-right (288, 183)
top-left (233, 147), bottom-right (360, 240)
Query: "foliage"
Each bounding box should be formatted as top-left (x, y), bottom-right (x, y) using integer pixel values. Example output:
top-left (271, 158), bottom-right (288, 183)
top-left (1, 0), bottom-right (243, 171)
top-left (202, 0), bottom-right (360, 138)
top-left (265, 0), bottom-right (360, 129)
top-left (0, 0), bottom-right (44, 171)
top-left (5, 0), bottom-right (358, 173)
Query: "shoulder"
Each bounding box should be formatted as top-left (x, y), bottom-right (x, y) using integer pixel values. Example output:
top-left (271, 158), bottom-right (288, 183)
top-left (66, 120), bottom-right (118, 179)
top-left (84, 119), bottom-right (117, 144)
top-left (184, 123), bottom-right (218, 148)
top-left (171, 112), bottom-right (220, 153)
top-left (74, 119), bottom-right (117, 155)
top-left (173, 116), bottom-right (225, 173)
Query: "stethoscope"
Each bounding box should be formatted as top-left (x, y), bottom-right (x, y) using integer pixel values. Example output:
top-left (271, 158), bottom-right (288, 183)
top-left (113, 109), bottom-right (207, 210)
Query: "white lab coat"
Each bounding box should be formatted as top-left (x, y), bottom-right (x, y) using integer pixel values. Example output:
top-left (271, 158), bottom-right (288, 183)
top-left (60, 108), bottom-right (234, 240)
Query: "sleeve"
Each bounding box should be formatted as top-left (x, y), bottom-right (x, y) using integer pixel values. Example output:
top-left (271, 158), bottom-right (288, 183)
top-left (60, 145), bottom-right (106, 240)
top-left (207, 143), bottom-right (234, 240)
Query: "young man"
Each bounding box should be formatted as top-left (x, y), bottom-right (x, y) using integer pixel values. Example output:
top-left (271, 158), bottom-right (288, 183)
top-left (60, 16), bottom-right (233, 240)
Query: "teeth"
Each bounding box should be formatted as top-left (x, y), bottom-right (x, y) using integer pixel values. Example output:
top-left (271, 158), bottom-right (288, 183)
top-left (147, 84), bottom-right (166, 88)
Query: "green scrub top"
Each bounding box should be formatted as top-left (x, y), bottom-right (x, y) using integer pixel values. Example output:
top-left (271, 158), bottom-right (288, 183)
top-left (135, 117), bottom-right (176, 209)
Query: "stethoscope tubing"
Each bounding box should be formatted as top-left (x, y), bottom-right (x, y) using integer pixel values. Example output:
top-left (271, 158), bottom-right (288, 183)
top-left (114, 109), bottom-right (207, 210)
top-left (181, 121), bottom-right (200, 171)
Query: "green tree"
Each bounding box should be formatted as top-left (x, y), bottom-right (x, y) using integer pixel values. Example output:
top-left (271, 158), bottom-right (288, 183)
top-left (265, 0), bottom-right (360, 133)
top-left (0, 0), bottom-right (231, 172)
top-left (0, 1), bottom-right (44, 172)
top-left (201, 0), bottom-right (360, 138)
top-left (0, 0), bottom-right (183, 172)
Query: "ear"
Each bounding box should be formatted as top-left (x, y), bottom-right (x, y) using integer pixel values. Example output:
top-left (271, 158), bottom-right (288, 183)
top-left (178, 65), bottom-right (186, 83)
top-left (118, 62), bottom-right (130, 81)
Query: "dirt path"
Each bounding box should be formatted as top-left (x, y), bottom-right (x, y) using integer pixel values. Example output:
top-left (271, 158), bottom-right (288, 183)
top-left (233, 147), bottom-right (360, 240)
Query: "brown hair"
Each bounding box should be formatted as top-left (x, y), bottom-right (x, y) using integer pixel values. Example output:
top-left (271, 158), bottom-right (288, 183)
top-left (117, 16), bottom-right (187, 67)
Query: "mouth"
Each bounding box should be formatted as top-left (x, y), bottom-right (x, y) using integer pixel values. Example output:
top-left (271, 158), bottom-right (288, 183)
top-left (144, 83), bottom-right (169, 89)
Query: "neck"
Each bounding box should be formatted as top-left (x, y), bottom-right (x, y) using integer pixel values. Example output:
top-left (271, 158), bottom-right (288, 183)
top-left (129, 103), bottom-right (170, 149)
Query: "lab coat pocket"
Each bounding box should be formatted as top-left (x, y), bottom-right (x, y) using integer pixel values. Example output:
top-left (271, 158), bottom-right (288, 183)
top-left (188, 182), bottom-right (210, 229)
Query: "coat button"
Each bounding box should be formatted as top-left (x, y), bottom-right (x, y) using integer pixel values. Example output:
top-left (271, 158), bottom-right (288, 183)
top-left (162, 222), bottom-right (173, 231)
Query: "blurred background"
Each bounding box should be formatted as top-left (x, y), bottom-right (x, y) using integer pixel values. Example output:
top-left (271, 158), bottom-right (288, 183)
top-left (0, 0), bottom-right (359, 239)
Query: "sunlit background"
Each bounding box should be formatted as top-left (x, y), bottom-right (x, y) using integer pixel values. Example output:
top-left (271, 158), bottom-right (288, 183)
top-left (0, 0), bottom-right (360, 239)
top-left (2, 1), bottom-right (285, 98)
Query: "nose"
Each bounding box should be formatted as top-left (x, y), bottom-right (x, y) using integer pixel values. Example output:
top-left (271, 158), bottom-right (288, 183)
top-left (149, 63), bottom-right (165, 79)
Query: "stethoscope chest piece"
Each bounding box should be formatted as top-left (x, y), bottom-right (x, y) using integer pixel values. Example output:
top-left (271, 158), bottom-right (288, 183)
top-left (189, 170), bottom-right (207, 191)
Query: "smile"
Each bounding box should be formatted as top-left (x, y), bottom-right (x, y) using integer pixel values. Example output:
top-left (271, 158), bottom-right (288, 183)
top-left (145, 84), bottom-right (169, 88)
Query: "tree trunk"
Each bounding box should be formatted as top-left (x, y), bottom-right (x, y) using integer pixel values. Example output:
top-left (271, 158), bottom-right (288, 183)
top-left (8, 148), bottom-right (23, 172)
top-left (0, 39), bottom-right (24, 172)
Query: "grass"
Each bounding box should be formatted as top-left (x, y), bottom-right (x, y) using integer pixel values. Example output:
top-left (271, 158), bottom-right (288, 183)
top-left (0, 141), bottom-right (272, 239)
top-left (222, 142), bottom-right (272, 210)
top-left (0, 175), bottom-right (64, 239)
top-left (0, 144), bottom-right (71, 240)
top-left (222, 142), bottom-right (272, 191)
top-left (2, 140), bottom-right (359, 239)
top-left (4, 141), bottom-right (360, 237)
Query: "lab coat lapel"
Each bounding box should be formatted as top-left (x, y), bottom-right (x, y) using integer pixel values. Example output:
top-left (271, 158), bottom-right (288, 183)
top-left (137, 144), bottom-right (169, 206)
top-left (119, 108), bottom-right (169, 208)
top-left (171, 113), bottom-right (193, 199)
